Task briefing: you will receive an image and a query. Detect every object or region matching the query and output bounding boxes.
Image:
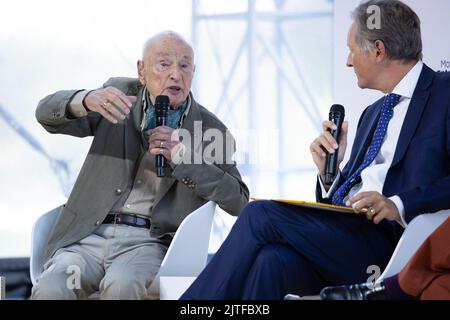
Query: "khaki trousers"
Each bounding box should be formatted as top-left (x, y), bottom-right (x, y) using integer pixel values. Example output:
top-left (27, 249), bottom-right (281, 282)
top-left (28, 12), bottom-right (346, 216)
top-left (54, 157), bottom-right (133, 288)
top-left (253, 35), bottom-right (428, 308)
top-left (31, 223), bottom-right (170, 300)
top-left (399, 216), bottom-right (450, 300)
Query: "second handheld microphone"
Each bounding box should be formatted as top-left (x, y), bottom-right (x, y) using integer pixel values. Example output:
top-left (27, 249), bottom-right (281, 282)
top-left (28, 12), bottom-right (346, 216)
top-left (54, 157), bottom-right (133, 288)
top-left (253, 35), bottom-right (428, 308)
top-left (324, 104), bottom-right (345, 185)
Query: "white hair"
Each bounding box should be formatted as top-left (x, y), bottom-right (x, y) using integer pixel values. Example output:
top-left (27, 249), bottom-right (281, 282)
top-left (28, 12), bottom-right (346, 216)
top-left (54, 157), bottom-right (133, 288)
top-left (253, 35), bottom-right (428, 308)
top-left (141, 31), bottom-right (194, 60)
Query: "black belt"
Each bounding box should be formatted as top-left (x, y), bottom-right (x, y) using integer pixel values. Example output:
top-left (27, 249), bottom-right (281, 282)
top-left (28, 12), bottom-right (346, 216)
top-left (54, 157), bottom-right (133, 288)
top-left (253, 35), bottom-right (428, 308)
top-left (102, 213), bottom-right (151, 229)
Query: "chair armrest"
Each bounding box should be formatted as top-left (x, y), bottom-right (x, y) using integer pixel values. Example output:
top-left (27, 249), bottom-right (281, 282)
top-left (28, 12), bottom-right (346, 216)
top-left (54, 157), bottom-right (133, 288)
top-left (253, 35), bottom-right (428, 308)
top-left (148, 201), bottom-right (216, 299)
top-left (378, 209), bottom-right (450, 281)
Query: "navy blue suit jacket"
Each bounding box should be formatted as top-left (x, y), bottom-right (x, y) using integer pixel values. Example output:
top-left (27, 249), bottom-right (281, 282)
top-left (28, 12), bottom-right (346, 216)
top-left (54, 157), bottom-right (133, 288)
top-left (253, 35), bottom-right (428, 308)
top-left (317, 64), bottom-right (450, 225)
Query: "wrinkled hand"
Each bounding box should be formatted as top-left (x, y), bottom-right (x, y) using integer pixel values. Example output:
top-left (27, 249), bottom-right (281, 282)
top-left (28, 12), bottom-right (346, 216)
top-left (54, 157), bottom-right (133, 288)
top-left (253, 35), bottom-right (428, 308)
top-left (149, 126), bottom-right (183, 162)
top-left (84, 86), bottom-right (137, 124)
top-left (347, 191), bottom-right (401, 224)
top-left (310, 120), bottom-right (348, 183)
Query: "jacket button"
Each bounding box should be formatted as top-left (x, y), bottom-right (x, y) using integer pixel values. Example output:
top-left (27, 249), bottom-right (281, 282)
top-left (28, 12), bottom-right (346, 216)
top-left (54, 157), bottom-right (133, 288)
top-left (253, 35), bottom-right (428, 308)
top-left (115, 189), bottom-right (122, 195)
top-left (95, 220), bottom-right (101, 226)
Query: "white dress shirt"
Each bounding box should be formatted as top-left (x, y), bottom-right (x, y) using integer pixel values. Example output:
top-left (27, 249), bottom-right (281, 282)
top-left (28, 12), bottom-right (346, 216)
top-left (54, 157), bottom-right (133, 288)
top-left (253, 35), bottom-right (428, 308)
top-left (321, 61), bottom-right (424, 227)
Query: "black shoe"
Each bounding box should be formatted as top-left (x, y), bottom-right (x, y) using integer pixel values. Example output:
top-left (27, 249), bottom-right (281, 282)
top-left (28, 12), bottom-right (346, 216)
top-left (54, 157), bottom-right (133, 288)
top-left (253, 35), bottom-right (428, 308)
top-left (320, 282), bottom-right (386, 300)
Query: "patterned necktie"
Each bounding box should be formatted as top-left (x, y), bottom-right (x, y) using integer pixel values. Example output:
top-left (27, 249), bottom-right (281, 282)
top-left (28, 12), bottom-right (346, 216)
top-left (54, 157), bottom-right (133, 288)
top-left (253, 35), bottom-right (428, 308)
top-left (331, 93), bottom-right (402, 206)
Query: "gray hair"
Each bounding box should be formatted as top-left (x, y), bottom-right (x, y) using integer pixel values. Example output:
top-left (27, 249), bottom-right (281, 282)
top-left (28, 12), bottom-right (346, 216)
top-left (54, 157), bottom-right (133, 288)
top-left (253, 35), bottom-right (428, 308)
top-left (352, 0), bottom-right (422, 62)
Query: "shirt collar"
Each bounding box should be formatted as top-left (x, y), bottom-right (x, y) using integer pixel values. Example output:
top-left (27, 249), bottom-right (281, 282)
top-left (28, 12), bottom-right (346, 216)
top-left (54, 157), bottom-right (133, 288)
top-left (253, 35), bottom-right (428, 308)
top-left (179, 94), bottom-right (192, 127)
top-left (140, 86), bottom-right (191, 129)
top-left (391, 60), bottom-right (423, 99)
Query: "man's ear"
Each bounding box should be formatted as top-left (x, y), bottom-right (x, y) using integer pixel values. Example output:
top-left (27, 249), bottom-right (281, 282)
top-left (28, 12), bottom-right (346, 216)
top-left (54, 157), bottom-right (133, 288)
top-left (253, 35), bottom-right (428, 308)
top-left (137, 60), bottom-right (145, 85)
top-left (374, 40), bottom-right (386, 61)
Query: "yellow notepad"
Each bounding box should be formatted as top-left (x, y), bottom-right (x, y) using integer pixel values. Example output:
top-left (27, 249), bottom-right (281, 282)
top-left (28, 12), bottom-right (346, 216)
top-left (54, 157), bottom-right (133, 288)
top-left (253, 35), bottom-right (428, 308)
top-left (250, 197), bottom-right (365, 214)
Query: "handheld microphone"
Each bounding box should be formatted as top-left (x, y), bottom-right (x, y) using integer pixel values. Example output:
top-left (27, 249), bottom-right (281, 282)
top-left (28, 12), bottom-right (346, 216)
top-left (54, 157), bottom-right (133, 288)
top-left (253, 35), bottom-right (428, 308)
top-left (155, 95), bottom-right (169, 177)
top-left (324, 104), bottom-right (345, 185)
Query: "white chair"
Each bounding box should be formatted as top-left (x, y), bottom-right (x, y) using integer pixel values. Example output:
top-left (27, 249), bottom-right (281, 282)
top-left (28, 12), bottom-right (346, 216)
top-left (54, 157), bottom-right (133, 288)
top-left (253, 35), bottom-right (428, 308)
top-left (148, 201), bottom-right (216, 299)
top-left (30, 205), bottom-right (64, 286)
top-left (30, 201), bottom-right (236, 300)
top-left (149, 202), bottom-right (237, 299)
top-left (377, 209), bottom-right (450, 282)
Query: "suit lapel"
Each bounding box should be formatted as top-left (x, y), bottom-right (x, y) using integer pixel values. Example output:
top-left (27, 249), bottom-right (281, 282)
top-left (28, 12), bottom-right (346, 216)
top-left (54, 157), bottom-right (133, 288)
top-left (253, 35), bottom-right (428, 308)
top-left (130, 88), bottom-right (147, 149)
top-left (391, 65), bottom-right (434, 167)
top-left (115, 86), bottom-right (145, 179)
top-left (180, 94), bottom-right (203, 159)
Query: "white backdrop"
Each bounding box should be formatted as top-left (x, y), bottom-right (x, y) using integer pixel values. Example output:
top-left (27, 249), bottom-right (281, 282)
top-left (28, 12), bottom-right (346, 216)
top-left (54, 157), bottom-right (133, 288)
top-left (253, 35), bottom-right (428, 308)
top-left (334, 0), bottom-right (450, 166)
top-left (0, 0), bottom-right (191, 257)
top-left (0, 0), bottom-right (333, 258)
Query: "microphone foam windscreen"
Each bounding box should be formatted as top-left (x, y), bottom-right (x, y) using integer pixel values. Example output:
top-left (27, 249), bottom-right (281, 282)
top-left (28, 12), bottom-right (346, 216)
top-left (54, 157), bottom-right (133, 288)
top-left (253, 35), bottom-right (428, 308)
top-left (155, 95), bottom-right (170, 107)
top-left (330, 104), bottom-right (345, 117)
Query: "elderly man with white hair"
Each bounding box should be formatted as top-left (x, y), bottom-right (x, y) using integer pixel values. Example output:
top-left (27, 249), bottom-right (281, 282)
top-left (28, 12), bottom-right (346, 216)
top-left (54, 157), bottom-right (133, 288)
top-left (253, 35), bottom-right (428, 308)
top-left (32, 31), bottom-right (249, 300)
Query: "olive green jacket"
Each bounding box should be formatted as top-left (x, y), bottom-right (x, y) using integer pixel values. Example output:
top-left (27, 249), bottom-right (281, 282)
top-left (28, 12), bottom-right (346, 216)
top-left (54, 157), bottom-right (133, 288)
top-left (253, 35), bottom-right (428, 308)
top-left (35, 77), bottom-right (249, 262)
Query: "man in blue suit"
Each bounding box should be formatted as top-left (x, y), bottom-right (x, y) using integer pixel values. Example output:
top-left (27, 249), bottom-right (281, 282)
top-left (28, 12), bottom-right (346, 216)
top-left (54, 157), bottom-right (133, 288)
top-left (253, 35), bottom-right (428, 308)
top-left (181, 0), bottom-right (450, 300)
